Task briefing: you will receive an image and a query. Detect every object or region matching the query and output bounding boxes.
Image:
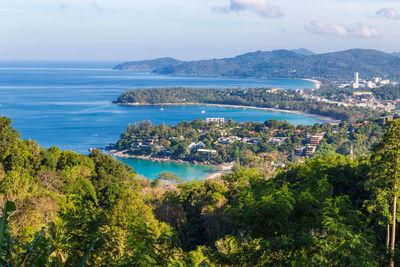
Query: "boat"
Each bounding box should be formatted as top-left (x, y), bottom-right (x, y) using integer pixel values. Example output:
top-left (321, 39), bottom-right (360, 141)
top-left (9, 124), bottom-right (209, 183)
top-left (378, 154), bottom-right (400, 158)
top-left (160, 107), bottom-right (164, 111)
top-left (201, 110), bottom-right (206, 114)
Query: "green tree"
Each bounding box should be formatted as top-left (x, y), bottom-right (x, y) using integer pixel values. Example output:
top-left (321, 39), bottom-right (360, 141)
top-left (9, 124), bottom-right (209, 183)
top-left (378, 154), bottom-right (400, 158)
top-left (0, 117), bottom-right (19, 162)
top-left (368, 119), bottom-right (400, 266)
top-left (152, 171), bottom-right (183, 187)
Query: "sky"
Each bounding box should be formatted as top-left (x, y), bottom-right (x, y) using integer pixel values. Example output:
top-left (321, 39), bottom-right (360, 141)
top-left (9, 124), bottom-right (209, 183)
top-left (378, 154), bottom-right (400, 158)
top-left (1, 0), bottom-right (399, 60)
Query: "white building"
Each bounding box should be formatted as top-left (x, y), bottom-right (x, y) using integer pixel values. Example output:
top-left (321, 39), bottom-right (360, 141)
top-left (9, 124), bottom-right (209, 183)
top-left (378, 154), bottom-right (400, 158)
top-left (206, 118), bottom-right (225, 124)
top-left (353, 72), bottom-right (359, 89)
top-left (188, 142), bottom-right (205, 150)
top-left (367, 81), bottom-right (376, 88)
top-left (380, 80), bottom-right (390, 85)
top-left (197, 149), bottom-right (217, 154)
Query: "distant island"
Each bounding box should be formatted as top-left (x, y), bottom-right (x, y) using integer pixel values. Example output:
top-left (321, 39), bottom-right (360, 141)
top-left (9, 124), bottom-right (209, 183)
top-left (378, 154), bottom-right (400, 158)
top-left (114, 49), bottom-right (400, 81)
top-left (114, 87), bottom-right (381, 122)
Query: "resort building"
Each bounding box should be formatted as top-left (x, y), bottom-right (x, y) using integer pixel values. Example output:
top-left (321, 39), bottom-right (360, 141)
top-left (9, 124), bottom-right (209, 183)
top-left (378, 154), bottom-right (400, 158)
top-left (269, 137), bottom-right (287, 145)
top-left (310, 133), bottom-right (325, 145)
top-left (188, 142), bottom-right (205, 150)
top-left (218, 136), bottom-right (241, 145)
top-left (295, 147), bottom-right (305, 157)
top-left (305, 146), bottom-right (317, 157)
top-left (197, 149), bottom-right (217, 154)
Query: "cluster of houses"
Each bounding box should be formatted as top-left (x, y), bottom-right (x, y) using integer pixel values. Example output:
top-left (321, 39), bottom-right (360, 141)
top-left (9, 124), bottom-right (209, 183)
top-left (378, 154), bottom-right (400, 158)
top-left (215, 136), bottom-right (261, 145)
top-left (338, 74), bottom-right (397, 90)
top-left (130, 135), bottom-right (156, 149)
top-left (303, 73), bottom-right (400, 112)
top-left (269, 137), bottom-right (287, 146)
top-left (348, 92), bottom-right (397, 111)
top-left (302, 91), bottom-right (398, 112)
top-left (127, 118), bottom-right (263, 156)
top-left (127, 117), bottom-right (331, 160)
top-left (267, 126), bottom-right (326, 158)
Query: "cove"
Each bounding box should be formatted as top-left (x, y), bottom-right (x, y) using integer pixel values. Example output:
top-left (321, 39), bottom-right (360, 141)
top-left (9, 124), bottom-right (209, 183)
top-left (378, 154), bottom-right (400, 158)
top-left (0, 60), bottom-right (323, 180)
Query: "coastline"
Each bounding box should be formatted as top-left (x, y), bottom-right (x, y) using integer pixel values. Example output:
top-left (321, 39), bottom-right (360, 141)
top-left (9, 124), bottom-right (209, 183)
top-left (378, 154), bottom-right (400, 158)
top-left (111, 150), bottom-right (234, 180)
top-left (115, 70), bottom-right (322, 90)
top-left (300, 78), bottom-right (322, 89)
top-left (205, 162), bottom-right (234, 180)
top-left (118, 102), bottom-right (340, 125)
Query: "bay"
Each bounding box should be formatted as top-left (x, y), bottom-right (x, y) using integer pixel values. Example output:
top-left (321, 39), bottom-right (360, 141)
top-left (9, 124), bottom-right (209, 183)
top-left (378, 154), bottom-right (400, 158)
top-left (0, 60), bottom-right (322, 180)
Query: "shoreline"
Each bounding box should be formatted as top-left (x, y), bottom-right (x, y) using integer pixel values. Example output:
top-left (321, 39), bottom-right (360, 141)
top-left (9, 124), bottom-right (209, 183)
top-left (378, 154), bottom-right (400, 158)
top-left (116, 70), bottom-right (322, 90)
top-left (117, 102), bottom-right (340, 125)
top-left (300, 78), bottom-right (322, 89)
top-left (110, 150), bottom-right (234, 180)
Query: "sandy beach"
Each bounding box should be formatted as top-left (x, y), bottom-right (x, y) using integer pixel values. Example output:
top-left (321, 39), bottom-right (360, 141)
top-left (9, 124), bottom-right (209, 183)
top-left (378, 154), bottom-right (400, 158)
top-left (301, 78), bottom-right (322, 89)
top-left (205, 162), bottom-right (234, 180)
top-left (118, 102), bottom-right (340, 125)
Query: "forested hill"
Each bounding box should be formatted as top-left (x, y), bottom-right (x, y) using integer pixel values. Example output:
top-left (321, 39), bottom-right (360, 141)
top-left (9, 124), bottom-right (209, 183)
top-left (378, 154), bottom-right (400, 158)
top-left (114, 49), bottom-right (400, 80)
top-left (114, 57), bottom-right (182, 71)
top-left (115, 87), bottom-right (379, 121)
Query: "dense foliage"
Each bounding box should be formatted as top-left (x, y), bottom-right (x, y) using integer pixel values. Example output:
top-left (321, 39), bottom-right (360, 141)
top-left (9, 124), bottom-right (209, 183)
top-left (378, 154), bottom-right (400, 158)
top-left (114, 49), bottom-right (400, 80)
top-left (116, 87), bottom-right (379, 121)
top-left (0, 116), bottom-right (180, 266)
top-left (4, 115), bottom-right (400, 266)
top-left (372, 84), bottom-right (400, 101)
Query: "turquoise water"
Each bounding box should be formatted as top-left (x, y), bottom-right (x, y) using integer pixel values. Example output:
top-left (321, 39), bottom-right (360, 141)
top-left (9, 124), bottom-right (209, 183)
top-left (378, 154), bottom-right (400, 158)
top-left (116, 157), bottom-right (218, 181)
top-left (0, 60), bottom-right (322, 180)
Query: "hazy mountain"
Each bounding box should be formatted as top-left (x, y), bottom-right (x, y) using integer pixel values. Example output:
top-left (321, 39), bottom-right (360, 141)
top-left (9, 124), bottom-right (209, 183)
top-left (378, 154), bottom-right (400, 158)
top-left (115, 49), bottom-right (400, 80)
top-left (291, 48), bottom-right (315, 56)
top-left (114, 57), bottom-right (182, 71)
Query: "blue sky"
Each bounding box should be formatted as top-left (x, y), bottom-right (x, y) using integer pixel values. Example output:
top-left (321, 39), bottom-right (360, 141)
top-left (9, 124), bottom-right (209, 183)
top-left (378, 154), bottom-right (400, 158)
top-left (1, 0), bottom-right (399, 60)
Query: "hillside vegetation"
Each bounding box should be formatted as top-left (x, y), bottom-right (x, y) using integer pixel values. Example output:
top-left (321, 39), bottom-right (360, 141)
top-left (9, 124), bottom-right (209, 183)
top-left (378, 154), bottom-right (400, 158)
top-left (114, 49), bottom-right (400, 80)
top-left (3, 115), bottom-right (400, 265)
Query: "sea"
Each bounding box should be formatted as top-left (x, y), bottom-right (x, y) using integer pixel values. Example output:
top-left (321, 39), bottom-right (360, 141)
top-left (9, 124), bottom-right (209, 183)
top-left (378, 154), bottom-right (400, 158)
top-left (0, 60), bottom-right (322, 180)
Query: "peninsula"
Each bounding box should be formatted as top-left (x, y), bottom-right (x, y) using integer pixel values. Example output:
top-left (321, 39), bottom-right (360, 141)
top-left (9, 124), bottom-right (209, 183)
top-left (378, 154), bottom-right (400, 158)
top-left (109, 118), bottom-right (388, 173)
top-left (114, 87), bottom-right (379, 122)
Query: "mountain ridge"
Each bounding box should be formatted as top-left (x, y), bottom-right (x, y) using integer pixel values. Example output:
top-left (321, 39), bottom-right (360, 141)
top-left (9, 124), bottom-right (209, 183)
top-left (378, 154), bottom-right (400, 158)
top-left (114, 49), bottom-right (400, 80)
top-left (291, 48), bottom-right (315, 55)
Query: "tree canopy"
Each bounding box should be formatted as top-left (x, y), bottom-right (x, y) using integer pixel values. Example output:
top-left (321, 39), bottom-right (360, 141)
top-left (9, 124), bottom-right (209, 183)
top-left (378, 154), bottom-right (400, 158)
top-left (1, 115), bottom-right (400, 266)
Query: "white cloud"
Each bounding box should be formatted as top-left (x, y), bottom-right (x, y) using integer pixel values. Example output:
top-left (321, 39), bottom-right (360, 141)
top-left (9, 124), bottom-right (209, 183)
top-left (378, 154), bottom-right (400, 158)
top-left (211, 6), bottom-right (230, 14)
top-left (306, 20), bottom-right (379, 38)
top-left (351, 23), bottom-right (380, 38)
top-left (212, 0), bottom-right (283, 18)
top-left (92, 1), bottom-right (103, 12)
top-left (376, 8), bottom-right (399, 20)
